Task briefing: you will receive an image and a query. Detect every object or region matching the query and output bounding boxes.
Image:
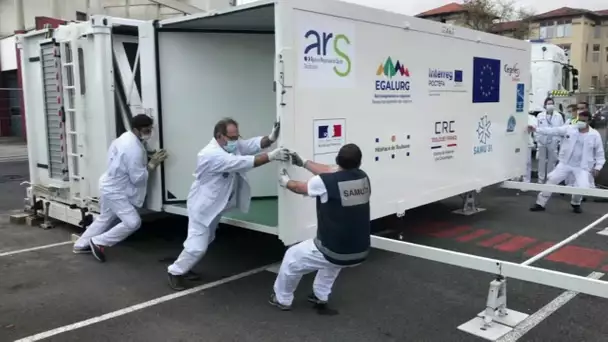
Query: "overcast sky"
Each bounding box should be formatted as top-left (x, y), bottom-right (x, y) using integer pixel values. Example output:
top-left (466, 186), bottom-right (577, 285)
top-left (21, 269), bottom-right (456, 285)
top-left (239, 0), bottom-right (607, 16)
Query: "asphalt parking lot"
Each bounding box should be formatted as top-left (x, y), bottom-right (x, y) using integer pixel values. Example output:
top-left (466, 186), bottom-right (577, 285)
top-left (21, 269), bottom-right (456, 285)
top-left (1, 159), bottom-right (608, 342)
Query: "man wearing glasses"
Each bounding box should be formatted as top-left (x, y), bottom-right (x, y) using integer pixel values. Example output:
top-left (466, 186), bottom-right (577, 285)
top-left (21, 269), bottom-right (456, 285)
top-left (167, 118), bottom-right (289, 290)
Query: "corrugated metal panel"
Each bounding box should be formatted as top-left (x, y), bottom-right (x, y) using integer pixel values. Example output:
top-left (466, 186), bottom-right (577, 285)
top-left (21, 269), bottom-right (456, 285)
top-left (40, 42), bottom-right (68, 180)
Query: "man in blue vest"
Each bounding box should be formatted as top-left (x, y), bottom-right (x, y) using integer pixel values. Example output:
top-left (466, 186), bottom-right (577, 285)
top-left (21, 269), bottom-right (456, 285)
top-left (269, 144), bottom-right (371, 311)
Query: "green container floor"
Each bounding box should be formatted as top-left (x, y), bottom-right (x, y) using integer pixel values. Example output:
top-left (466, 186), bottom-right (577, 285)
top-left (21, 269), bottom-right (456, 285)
top-left (223, 197), bottom-right (278, 227)
top-left (173, 197), bottom-right (278, 227)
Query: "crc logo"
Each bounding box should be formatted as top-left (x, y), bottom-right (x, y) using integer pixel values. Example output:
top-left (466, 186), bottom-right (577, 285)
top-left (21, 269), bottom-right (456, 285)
top-left (504, 63), bottom-right (520, 81)
top-left (303, 30), bottom-right (352, 77)
top-left (435, 120), bottom-right (455, 134)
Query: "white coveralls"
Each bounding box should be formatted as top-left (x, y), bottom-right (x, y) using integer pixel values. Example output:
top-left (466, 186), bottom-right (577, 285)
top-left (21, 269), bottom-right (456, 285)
top-left (273, 176), bottom-right (352, 306)
top-left (524, 114), bottom-right (539, 183)
top-left (535, 125), bottom-right (605, 207)
top-left (74, 131), bottom-right (148, 248)
top-left (535, 111), bottom-right (565, 183)
top-left (563, 117), bottom-right (597, 197)
top-left (167, 137), bottom-right (264, 276)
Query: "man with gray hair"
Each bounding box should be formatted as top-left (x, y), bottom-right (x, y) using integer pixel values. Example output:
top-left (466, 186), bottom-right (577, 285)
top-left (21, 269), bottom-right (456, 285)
top-left (167, 118), bottom-right (289, 290)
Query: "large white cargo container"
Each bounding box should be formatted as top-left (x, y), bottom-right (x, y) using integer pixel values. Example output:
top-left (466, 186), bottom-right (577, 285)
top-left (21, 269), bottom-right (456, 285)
top-left (139, 0), bottom-right (531, 246)
top-left (20, 0), bottom-right (531, 247)
top-left (17, 16), bottom-right (147, 228)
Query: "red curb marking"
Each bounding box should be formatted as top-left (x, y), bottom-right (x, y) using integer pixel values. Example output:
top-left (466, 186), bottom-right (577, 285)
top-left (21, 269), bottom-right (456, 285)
top-left (494, 236), bottom-right (537, 252)
top-left (456, 229), bottom-right (492, 242)
top-left (524, 241), bottom-right (556, 257)
top-left (428, 225), bottom-right (471, 238)
top-left (478, 233), bottom-right (513, 247)
top-left (545, 246), bottom-right (608, 269)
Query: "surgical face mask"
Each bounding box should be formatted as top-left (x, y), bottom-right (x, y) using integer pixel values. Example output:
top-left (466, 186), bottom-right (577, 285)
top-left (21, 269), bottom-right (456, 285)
top-left (224, 140), bottom-right (237, 154)
top-left (576, 121), bottom-right (588, 130)
top-left (546, 104), bottom-right (555, 112)
top-left (141, 133), bottom-right (151, 142)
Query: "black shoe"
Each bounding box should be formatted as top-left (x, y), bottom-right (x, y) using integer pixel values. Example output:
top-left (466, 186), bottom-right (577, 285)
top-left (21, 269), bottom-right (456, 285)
top-left (307, 293), bottom-right (328, 306)
top-left (72, 245), bottom-right (91, 254)
top-left (268, 294), bottom-right (291, 311)
top-left (184, 271), bottom-right (201, 281)
top-left (571, 205), bottom-right (582, 214)
top-left (88, 240), bottom-right (106, 262)
top-left (168, 273), bottom-right (187, 291)
top-left (529, 204), bottom-right (546, 212)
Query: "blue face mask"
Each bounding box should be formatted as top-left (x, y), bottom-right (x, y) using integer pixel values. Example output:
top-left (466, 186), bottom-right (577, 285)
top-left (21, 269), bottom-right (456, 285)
top-left (224, 140), bottom-right (237, 154)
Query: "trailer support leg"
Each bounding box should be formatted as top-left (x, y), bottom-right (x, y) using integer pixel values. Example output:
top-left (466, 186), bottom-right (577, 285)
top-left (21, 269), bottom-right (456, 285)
top-left (40, 201), bottom-right (55, 230)
top-left (457, 277), bottom-right (529, 340)
top-left (452, 191), bottom-right (485, 216)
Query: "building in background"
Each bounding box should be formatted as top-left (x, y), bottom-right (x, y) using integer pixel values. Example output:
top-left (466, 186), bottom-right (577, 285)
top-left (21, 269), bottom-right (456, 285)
top-left (418, 3), bottom-right (608, 107)
top-left (0, 0), bottom-right (237, 138)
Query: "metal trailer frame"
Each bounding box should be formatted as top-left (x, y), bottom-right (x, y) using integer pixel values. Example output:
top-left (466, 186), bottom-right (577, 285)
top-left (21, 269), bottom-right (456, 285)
top-left (371, 179), bottom-right (608, 339)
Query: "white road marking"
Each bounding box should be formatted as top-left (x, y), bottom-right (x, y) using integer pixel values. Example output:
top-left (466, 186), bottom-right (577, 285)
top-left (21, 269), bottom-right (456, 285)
top-left (0, 241), bottom-right (73, 257)
top-left (14, 263), bottom-right (278, 342)
top-left (496, 271), bottom-right (604, 342)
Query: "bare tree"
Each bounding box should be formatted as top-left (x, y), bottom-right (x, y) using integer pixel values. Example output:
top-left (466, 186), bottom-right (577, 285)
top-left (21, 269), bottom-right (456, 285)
top-left (462, 0), bottom-right (536, 37)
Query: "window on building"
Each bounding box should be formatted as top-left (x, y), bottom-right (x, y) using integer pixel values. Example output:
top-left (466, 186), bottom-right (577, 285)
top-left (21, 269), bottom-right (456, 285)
top-left (586, 44), bottom-right (589, 62)
top-left (606, 47), bottom-right (608, 62)
top-left (591, 76), bottom-right (599, 89)
top-left (76, 11), bottom-right (87, 21)
top-left (564, 20), bottom-right (572, 37)
top-left (593, 44), bottom-right (600, 62)
top-left (540, 21), bottom-right (555, 39)
top-left (555, 20), bottom-right (572, 38)
top-left (557, 44), bottom-right (571, 54)
top-left (594, 24), bottom-right (601, 38)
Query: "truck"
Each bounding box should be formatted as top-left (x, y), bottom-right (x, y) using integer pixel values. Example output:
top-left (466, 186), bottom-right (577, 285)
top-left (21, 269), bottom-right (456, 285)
top-left (19, 0), bottom-right (531, 247)
top-left (528, 40), bottom-right (578, 114)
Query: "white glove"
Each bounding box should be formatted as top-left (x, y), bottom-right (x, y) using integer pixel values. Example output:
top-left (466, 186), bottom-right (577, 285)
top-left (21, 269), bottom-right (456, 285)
top-left (278, 169), bottom-right (290, 188)
top-left (147, 149), bottom-right (168, 171)
top-left (289, 151), bottom-right (308, 167)
top-left (268, 147), bottom-right (290, 161)
top-left (268, 121), bottom-right (280, 143)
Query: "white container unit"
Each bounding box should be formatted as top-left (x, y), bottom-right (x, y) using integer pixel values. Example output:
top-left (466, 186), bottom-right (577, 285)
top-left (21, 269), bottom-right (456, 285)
top-left (140, 0), bottom-right (530, 246)
top-left (18, 16), bottom-right (151, 228)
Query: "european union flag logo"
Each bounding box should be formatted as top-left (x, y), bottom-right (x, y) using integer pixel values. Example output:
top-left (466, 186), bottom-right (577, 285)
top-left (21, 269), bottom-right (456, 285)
top-left (472, 57), bottom-right (501, 103)
top-left (454, 70), bottom-right (463, 83)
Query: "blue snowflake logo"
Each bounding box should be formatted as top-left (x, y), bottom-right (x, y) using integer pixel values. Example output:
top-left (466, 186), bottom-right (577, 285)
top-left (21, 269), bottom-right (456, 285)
top-left (476, 115), bottom-right (492, 144)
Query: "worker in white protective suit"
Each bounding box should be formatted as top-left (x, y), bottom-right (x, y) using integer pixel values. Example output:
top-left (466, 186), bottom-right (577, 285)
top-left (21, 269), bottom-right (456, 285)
top-left (73, 114), bottom-right (168, 262)
top-left (269, 144), bottom-right (371, 311)
top-left (529, 110), bottom-right (605, 213)
top-left (535, 97), bottom-right (565, 183)
top-left (563, 102), bottom-right (595, 201)
top-left (523, 113), bottom-right (539, 184)
top-left (167, 118), bottom-right (290, 290)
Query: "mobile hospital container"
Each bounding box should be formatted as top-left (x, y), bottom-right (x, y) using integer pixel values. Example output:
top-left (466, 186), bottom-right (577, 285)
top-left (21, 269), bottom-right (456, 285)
top-left (20, 0), bottom-right (531, 247)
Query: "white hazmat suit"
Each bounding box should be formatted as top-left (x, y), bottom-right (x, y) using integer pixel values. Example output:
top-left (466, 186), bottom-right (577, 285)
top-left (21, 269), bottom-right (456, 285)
top-left (535, 110), bottom-right (564, 183)
top-left (534, 124), bottom-right (605, 208)
top-left (167, 137), bottom-right (281, 276)
top-left (74, 131), bottom-right (151, 249)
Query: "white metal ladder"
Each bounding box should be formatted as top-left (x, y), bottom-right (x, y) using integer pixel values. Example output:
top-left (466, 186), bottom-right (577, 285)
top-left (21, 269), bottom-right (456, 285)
top-left (60, 41), bottom-right (87, 205)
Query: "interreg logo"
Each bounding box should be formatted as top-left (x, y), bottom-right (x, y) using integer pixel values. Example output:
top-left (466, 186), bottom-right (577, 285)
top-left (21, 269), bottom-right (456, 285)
top-left (428, 69), bottom-right (463, 87)
top-left (474, 115), bottom-right (493, 155)
top-left (372, 57), bottom-right (412, 105)
top-left (504, 63), bottom-right (520, 81)
top-left (303, 30), bottom-right (351, 77)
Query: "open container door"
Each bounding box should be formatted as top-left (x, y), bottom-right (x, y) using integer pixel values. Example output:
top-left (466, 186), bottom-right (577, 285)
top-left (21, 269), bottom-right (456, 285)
top-left (153, 0), bottom-right (282, 235)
